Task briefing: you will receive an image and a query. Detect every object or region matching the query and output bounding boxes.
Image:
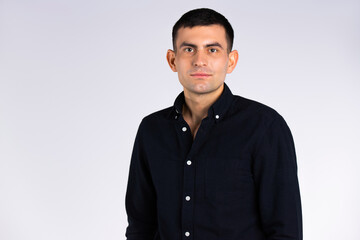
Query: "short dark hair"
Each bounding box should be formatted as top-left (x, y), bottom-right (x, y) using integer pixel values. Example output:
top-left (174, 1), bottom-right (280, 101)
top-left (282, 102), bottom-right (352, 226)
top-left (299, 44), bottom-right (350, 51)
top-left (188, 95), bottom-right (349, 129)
top-left (172, 8), bottom-right (234, 52)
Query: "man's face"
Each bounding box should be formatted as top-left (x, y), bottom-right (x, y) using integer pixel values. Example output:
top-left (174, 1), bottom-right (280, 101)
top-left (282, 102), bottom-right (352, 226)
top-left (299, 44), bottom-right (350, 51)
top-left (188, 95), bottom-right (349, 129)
top-left (167, 24), bottom-right (238, 96)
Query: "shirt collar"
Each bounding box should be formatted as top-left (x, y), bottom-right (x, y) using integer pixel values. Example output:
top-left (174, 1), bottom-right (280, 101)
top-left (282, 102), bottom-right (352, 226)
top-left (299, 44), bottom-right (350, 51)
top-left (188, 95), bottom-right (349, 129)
top-left (171, 83), bottom-right (234, 122)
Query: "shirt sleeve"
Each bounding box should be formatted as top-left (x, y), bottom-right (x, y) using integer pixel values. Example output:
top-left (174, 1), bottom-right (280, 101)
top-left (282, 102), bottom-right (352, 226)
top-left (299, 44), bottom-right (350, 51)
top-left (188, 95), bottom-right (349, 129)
top-left (253, 115), bottom-right (303, 240)
top-left (125, 120), bottom-right (158, 240)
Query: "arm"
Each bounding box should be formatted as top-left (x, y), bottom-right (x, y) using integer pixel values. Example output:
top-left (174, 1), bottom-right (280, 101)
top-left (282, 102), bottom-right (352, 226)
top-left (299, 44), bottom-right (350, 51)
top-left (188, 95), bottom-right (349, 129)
top-left (253, 115), bottom-right (302, 240)
top-left (125, 121), bottom-right (158, 240)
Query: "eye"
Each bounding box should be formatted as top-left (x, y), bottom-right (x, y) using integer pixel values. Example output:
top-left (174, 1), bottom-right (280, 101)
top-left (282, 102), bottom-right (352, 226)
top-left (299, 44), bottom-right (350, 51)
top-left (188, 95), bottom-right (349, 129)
top-left (184, 48), bottom-right (194, 53)
top-left (209, 48), bottom-right (217, 53)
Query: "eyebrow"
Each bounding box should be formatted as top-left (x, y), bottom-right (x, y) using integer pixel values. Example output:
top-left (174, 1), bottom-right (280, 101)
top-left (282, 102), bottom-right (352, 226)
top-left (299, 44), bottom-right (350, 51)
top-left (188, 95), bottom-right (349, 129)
top-left (179, 41), bottom-right (224, 50)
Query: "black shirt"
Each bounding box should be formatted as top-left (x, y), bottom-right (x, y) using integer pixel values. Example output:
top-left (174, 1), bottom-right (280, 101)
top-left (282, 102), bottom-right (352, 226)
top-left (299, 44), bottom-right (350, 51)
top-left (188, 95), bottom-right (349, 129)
top-left (125, 83), bottom-right (302, 240)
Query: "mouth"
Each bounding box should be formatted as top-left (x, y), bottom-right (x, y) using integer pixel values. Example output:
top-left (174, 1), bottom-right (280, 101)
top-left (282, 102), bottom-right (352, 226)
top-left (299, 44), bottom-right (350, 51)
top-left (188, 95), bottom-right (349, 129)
top-left (190, 73), bottom-right (212, 78)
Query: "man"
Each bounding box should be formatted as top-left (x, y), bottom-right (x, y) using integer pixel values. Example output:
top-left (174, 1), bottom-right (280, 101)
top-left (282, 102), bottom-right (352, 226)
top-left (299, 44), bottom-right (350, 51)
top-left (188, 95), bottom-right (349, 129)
top-left (125, 8), bottom-right (302, 240)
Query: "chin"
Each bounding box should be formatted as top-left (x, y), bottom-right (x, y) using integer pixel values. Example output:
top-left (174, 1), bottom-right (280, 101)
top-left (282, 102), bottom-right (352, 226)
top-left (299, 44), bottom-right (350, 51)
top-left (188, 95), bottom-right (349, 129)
top-left (180, 79), bottom-right (224, 95)
top-left (190, 86), bottom-right (218, 95)
top-left (191, 83), bottom-right (212, 93)
top-left (194, 82), bottom-right (224, 94)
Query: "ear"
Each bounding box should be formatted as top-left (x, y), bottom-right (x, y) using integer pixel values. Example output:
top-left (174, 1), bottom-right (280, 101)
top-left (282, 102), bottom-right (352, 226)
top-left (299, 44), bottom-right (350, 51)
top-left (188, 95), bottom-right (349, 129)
top-left (227, 50), bottom-right (239, 74)
top-left (166, 49), bottom-right (177, 72)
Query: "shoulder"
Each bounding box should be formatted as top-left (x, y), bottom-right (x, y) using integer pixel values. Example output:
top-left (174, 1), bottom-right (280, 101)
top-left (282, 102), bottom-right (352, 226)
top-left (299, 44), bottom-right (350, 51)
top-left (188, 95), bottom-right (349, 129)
top-left (230, 95), bottom-right (288, 129)
top-left (230, 95), bottom-right (296, 150)
top-left (138, 106), bottom-right (173, 130)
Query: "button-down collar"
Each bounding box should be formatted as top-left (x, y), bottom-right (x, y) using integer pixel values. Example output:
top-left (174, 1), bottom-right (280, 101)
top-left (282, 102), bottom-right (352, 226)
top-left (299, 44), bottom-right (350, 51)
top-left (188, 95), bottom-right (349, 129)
top-left (172, 83), bottom-right (233, 122)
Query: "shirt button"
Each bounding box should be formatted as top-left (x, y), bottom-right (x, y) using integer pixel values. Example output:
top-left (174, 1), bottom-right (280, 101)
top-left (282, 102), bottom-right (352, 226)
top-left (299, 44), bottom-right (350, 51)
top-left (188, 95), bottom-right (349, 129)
top-left (175, 115), bottom-right (178, 119)
top-left (187, 160), bottom-right (192, 165)
top-left (185, 231), bottom-right (190, 237)
top-left (185, 196), bottom-right (191, 201)
top-left (215, 114), bottom-right (220, 119)
top-left (182, 127), bottom-right (187, 132)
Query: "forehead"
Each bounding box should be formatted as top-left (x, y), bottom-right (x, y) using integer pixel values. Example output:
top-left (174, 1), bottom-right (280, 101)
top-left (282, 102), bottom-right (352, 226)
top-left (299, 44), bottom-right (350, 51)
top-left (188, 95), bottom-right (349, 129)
top-left (175, 24), bottom-right (227, 47)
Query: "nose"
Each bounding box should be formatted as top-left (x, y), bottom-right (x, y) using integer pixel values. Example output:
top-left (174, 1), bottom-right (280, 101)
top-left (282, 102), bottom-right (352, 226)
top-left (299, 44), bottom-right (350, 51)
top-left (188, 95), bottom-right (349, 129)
top-left (192, 50), bottom-right (207, 67)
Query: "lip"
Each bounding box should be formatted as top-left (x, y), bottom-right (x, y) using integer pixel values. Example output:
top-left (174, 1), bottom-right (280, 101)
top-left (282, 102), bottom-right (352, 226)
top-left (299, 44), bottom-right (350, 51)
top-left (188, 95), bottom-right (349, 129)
top-left (190, 73), bottom-right (212, 78)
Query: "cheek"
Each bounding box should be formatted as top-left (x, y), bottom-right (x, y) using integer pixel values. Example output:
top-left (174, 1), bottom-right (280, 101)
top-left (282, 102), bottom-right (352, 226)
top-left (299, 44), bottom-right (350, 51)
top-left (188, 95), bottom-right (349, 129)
top-left (214, 59), bottom-right (229, 75)
top-left (175, 60), bottom-right (189, 74)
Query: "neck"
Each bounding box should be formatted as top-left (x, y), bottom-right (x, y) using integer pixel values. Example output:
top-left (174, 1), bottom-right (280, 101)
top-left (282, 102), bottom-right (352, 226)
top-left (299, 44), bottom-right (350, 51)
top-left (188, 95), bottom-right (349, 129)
top-left (182, 84), bottom-right (224, 138)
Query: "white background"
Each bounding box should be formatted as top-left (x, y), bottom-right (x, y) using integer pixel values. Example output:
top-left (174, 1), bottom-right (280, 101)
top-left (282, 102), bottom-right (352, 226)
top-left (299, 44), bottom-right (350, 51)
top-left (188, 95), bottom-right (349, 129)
top-left (1, 0), bottom-right (359, 239)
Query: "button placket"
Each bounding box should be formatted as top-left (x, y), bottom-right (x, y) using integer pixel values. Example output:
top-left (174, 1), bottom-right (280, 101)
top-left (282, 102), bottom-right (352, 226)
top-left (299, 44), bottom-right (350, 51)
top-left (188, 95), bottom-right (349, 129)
top-left (182, 154), bottom-right (195, 239)
top-left (179, 118), bottom-right (209, 240)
